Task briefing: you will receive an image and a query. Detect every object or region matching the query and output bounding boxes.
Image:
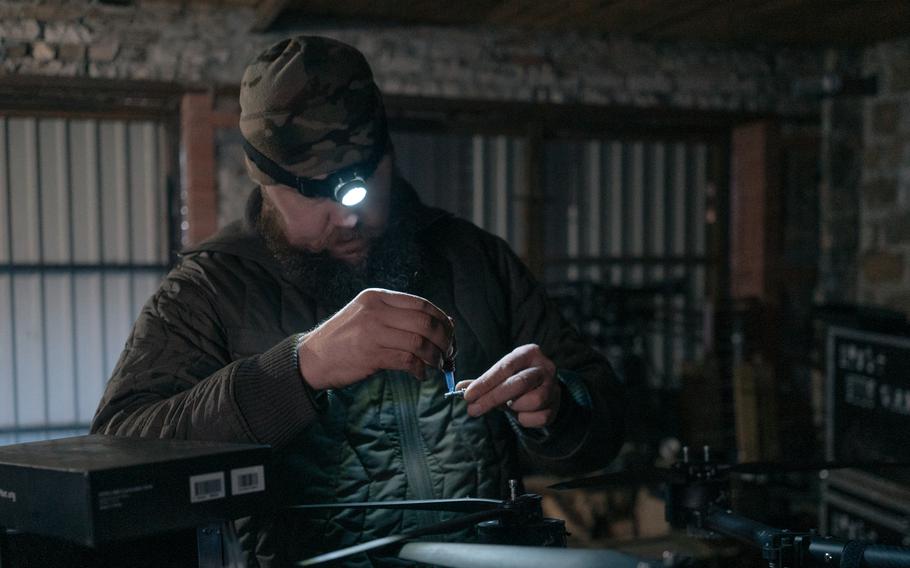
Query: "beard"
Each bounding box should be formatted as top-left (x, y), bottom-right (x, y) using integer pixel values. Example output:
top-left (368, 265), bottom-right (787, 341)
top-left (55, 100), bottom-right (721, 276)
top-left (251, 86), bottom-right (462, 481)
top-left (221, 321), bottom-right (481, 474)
top-left (255, 186), bottom-right (425, 313)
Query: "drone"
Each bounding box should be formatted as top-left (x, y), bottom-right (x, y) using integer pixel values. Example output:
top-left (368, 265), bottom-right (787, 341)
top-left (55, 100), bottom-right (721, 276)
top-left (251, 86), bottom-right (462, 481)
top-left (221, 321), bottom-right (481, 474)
top-left (289, 447), bottom-right (910, 568)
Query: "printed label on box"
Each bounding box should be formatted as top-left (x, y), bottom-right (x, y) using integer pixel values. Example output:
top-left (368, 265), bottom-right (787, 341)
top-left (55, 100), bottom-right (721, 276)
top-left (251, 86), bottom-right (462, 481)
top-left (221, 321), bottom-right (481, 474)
top-left (231, 465), bottom-right (265, 496)
top-left (190, 472), bottom-right (225, 503)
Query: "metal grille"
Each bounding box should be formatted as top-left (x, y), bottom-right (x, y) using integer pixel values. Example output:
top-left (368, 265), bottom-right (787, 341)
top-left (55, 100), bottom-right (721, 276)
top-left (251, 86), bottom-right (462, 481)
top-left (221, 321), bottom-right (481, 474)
top-left (0, 116), bottom-right (172, 444)
top-left (392, 132), bottom-right (529, 249)
top-left (543, 139), bottom-right (715, 389)
top-left (393, 130), bottom-right (718, 390)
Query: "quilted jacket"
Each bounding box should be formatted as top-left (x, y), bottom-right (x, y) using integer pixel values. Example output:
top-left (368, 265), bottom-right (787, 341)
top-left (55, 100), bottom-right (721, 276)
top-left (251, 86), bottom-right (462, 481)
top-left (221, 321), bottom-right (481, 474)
top-left (91, 180), bottom-right (625, 566)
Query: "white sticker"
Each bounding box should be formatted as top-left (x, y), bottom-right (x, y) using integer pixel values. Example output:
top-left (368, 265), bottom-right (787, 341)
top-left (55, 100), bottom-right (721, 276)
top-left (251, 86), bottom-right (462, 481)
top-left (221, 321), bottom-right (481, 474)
top-left (231, 465), bottom-right (265, 496)
top-left (190, 472), bottom-right (225, 503)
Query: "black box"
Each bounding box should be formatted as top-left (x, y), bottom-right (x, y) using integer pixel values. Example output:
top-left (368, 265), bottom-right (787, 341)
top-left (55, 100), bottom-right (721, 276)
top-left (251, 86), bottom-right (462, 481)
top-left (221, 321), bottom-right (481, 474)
top-left (0, 435), bottom-right (271, 547)
top-left (821, 326), bottom-right (910, 545)
top-left (822, 469), bottom-right (910, 546)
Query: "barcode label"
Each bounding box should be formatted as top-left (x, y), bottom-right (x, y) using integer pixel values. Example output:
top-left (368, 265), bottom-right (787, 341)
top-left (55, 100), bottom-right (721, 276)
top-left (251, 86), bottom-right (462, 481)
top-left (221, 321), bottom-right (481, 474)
top-left (189, 472), bottom-right (225, 503)
top-left (231, 465), bottom-right (265, 496)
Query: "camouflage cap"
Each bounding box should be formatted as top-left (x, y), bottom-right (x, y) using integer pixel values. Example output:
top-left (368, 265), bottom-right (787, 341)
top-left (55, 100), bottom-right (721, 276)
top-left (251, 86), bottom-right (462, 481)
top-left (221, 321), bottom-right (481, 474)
top-left (239, 36), bottom-right (389, 185)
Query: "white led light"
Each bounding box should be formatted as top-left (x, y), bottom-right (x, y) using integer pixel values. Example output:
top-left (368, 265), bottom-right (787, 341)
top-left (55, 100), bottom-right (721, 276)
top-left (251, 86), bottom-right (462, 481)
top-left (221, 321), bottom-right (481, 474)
top-left (340, 186), bottom-right (367, 206)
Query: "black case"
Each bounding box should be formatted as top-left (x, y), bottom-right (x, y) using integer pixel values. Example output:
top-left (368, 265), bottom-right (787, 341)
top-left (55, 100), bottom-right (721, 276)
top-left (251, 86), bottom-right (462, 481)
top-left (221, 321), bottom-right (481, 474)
top-left (0, 435), bottom-right (271, 547)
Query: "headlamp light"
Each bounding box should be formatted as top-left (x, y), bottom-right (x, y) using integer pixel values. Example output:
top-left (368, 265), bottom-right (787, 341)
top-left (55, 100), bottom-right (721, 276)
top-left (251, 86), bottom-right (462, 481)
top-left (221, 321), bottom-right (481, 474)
top-left (334, 175), bottom-right (368, 207)
top-left (240, 135), bottom-right (387, 208)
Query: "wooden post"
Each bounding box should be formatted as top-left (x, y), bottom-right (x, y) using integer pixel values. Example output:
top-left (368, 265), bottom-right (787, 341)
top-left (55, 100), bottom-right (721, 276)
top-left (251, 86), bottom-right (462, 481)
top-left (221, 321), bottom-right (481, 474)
top-left (729, 120), bottom-right (782, 462)
top-left (730, 121), bottom-right (781, 303)
top-left (180, 92), bottom-right (218, 245)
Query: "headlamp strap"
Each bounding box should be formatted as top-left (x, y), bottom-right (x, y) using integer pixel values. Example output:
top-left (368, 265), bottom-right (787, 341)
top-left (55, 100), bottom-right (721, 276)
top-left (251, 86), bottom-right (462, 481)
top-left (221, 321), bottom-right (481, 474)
top-left (240, 135), bottom-right (387, 200)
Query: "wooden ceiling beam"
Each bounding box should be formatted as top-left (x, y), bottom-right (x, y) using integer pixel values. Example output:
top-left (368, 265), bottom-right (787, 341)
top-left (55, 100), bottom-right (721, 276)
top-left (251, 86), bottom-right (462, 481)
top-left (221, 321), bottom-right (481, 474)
top-left (251, 0), bottom-right (290, 33)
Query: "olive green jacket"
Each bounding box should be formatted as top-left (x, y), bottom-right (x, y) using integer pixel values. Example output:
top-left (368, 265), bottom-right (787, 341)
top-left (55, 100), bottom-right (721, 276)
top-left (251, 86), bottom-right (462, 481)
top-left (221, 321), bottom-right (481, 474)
top-left (91, 183), bottom-right (624, 566)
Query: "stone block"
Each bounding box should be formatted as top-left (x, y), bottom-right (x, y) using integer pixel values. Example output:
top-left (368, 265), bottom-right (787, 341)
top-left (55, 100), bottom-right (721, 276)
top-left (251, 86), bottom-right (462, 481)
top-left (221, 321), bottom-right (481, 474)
top-left (32, 41), bottom-right (56, 61)
top-left (120, 28), bottom-right (160, 47)
top-left (872, 101), bottom-right (901, 135)
top-left (862, 251), bottom-right (905, 283)
top-left (58, 43), bottom-right (86, 62)
top-left (2, 19), bottom-right (41, 41)
top-left (27, 4), bottom-right (84, 22)
top-left (89, 42), bottom-right (119, 62)
top-left (43, 22), bottom-right (92, 44)
top-left (4, 42), bottom-right (30, 59)
top-left (863, 177), bottom-right (898, 208)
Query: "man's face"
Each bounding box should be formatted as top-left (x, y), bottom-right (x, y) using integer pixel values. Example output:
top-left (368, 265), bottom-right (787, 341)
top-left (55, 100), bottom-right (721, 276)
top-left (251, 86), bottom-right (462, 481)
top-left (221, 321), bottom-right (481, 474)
top-left (261, 154), bottom-right (393, 266)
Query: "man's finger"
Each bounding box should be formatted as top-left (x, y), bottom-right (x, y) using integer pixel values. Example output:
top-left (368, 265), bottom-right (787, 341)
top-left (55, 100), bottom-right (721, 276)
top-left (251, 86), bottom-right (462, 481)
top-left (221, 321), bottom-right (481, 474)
top-left (506, 382), bottom-right (553, 413)
top-left (378, 347), bottom-right (427, 379)
top-left (515, 409), bottom-right (554, 429)
top-left (464, 350), bottom-right (536, 402)
top-left (377, 327), bottom-right (444, 368)
top-left (376, 290), bottom-right (452, 329)
top-left (454, 379), bottom-right (473, 391)
top-left (379, 308), bottom-right (451, 357)
top-left (467, 367), bottom-right (545, 416)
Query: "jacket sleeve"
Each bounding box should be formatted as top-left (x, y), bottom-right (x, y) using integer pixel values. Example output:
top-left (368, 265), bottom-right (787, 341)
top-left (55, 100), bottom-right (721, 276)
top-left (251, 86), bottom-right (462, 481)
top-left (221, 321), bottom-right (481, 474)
top-left (90, 258), bottom-right (321, 448)
top-left (491, 237), bottom-right (625, 476)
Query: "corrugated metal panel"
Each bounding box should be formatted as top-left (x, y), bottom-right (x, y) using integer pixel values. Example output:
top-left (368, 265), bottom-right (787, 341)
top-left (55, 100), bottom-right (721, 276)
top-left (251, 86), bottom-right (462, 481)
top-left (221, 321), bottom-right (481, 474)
top-left (543, 138), bottom-right (714, 389)
top-left (392, 131), bottom-right (528, 256)
top-left (371, 129), bottom-right (714, 391)
top-left (390, 131), bottom-right (473, 220)
top-left (470, 135), bottom-right (527, 247)
top-left (0, 116), bottom-right (172, 443)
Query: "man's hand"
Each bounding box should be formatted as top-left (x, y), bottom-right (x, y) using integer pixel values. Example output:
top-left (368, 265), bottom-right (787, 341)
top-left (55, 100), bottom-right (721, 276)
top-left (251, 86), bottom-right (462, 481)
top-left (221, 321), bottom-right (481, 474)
top-left (457, 344), bottom-right (561, 428)
top-left (297, 288), bottom-right (454, 390)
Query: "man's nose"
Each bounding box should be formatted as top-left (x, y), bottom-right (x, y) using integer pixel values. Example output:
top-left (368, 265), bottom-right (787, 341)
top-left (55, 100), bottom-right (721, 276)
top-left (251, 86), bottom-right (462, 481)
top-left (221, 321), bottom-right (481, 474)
top-left (331, 204), bottom-right (358, 228)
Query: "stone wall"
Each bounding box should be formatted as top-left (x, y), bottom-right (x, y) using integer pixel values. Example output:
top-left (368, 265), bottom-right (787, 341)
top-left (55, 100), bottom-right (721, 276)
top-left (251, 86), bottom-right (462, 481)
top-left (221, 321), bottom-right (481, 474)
top-left (0, 0), bottom-right (825, 115)
top-left (817, 49), bottom-right (864, 304)
top-left (10, 0), bottom-right (903, 311)
top-left (856, 38), bottom-right (910, 315)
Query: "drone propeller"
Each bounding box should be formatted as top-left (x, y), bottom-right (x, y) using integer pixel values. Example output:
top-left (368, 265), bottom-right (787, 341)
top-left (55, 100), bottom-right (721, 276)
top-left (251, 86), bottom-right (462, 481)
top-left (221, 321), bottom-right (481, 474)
top-left (549, 460), bottom-right (910, 490)
top-left (297, 508), bottom-right (504, 566)
top-left (397, 542), bottom-right (662, 568)
top-left (547, 465), bottom-right (677, 490)
top-left (289, 497), bottom-right (503, 514)
top-left (724, 459), bottom-right (910, 476)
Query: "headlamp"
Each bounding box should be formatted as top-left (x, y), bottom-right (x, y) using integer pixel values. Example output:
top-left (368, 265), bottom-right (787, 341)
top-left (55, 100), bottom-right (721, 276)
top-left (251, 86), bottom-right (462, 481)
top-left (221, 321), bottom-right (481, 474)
top-left (240, 135), bottom-right (387, 208)
top-left (334, 175), bottom-right (368, 207)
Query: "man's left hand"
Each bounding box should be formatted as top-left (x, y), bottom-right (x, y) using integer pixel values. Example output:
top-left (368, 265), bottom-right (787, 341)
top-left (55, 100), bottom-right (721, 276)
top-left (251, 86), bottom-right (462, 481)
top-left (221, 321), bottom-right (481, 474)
top-left (456, 344), bottom-right (561, 428)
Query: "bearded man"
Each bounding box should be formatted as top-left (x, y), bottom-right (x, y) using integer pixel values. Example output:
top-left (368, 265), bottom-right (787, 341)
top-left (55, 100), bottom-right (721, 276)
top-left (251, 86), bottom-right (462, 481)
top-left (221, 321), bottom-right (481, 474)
top-left (92, 36), bottom-right (624, 567)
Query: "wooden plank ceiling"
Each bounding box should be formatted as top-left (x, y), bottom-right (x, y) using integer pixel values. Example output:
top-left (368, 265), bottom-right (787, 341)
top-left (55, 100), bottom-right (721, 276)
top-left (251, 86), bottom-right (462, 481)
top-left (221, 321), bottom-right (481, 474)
top-left (230, 0), bottom-right (910, 46)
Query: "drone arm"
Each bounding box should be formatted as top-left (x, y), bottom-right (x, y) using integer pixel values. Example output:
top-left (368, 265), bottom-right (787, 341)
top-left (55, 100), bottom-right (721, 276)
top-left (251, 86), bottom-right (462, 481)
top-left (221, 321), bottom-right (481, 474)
top-left (808, 539), bottom-right (910, 568)
top-left (701, 508), bottom-right (777, 548)
top-left (704, 508), bottom-right (910, 568)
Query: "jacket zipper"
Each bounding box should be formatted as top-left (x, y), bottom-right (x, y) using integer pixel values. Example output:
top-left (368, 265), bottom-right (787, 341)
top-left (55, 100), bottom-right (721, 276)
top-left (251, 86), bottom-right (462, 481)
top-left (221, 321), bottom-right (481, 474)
top-left (389, 372), bottom-right (438, 527)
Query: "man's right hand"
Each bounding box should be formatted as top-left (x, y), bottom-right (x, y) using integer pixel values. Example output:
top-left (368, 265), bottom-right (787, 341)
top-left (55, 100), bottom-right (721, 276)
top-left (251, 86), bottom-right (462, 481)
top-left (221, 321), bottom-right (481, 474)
top-left (296, 288), bottom-right (455, 390)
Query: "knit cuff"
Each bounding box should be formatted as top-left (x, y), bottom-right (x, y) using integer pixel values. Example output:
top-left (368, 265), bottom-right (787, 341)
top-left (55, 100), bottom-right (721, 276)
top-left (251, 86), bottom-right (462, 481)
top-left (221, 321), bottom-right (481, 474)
top-left (233, 333), bottom-right (321, 447)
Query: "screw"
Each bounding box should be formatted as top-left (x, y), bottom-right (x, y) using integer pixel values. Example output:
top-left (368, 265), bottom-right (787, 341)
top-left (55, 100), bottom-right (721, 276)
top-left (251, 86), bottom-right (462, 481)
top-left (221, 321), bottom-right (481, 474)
top-left (703, 445), bottom-right (711, 462)
top-left (683, 446), bottom-right (690, 463)
top-left (509, 479), bottom-right (518, 501)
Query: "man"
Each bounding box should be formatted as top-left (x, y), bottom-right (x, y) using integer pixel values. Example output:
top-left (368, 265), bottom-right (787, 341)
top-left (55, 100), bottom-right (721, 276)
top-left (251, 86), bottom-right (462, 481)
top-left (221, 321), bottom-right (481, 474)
top-left (92, 36), bottom-right (624, 566)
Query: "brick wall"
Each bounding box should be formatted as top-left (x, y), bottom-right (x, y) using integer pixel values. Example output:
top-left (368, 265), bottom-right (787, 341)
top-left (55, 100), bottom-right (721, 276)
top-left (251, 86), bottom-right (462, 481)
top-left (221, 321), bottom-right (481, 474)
top-left (9, 0), bottom-right (903, 312)
top-left (818, 49), bottom-right (864, 304)
top-left (0, 1), bottom-right (825, 115)
top-left (856, 38), bottom-right (910, 315)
